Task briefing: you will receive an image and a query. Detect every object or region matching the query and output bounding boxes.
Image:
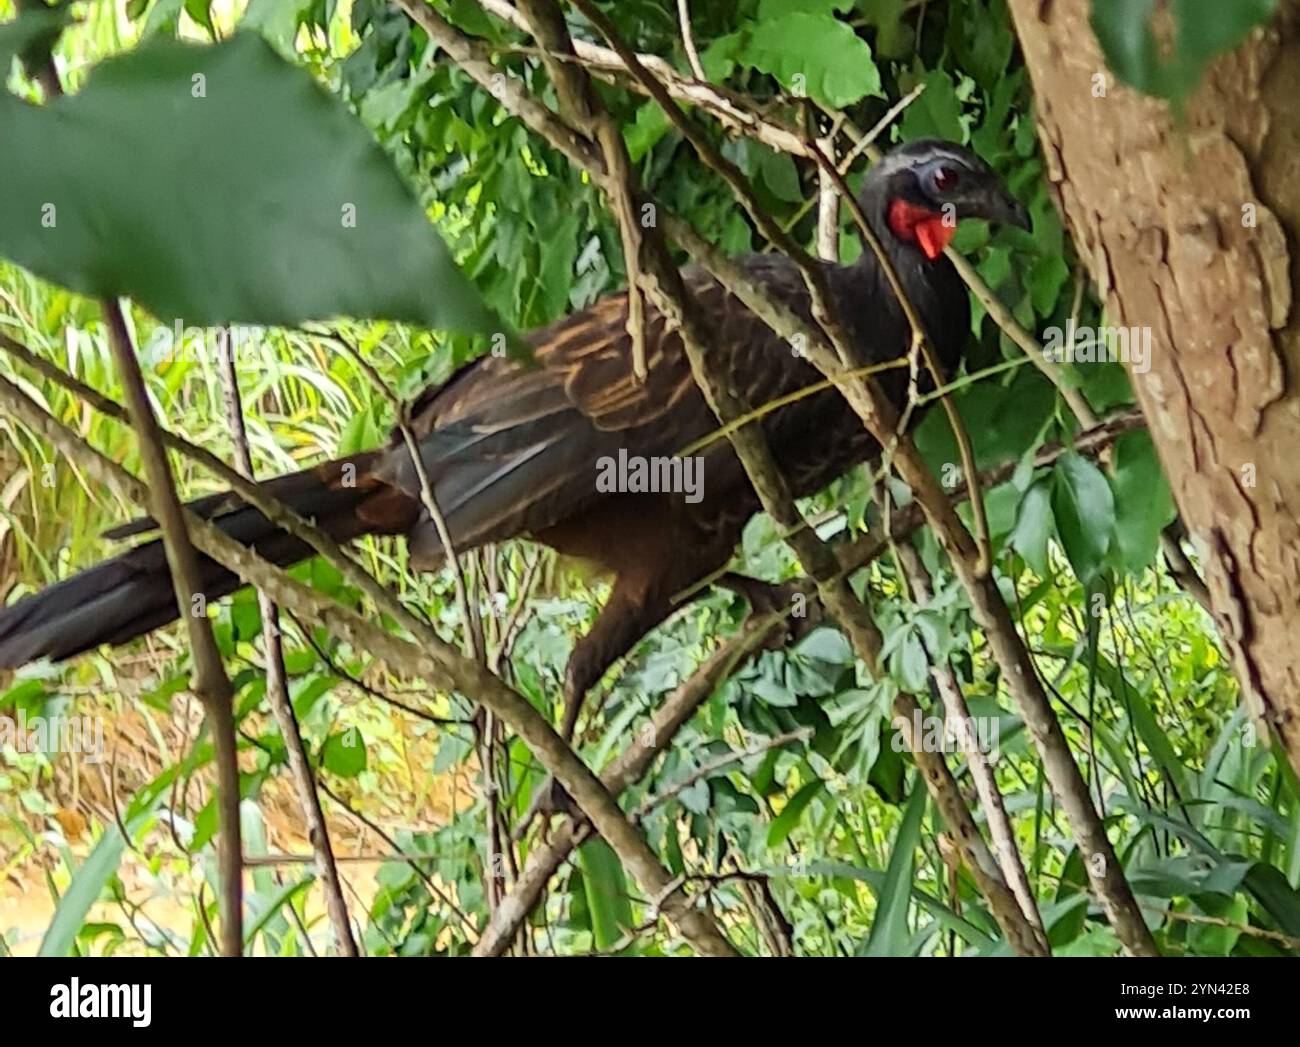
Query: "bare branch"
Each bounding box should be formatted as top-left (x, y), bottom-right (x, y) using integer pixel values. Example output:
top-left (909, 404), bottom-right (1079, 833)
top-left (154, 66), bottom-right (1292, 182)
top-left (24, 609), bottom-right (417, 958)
top-left (477, 613), bottom-right (784, 955)
top-left (99, 303), bottom-right (243, 956)
top-left (675, 0), bottom-right (706, 80)
top-left (217, 336), bottom-right (357, 957)
top-left (886, 516), bottom-right (1045, 941)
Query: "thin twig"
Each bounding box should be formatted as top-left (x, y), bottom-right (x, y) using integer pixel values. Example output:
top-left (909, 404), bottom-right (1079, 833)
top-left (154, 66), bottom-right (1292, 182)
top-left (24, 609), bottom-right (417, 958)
top-left (888, 524), bottom-right (1046, 943)
top-left (328, 333), bottom-right (484, 663)
top-left (100, 303), bottom-right (244, 956)
top-left (675, 0), bottom-right (706, 80)
top-left (217, 334), bottom-right (357, 956)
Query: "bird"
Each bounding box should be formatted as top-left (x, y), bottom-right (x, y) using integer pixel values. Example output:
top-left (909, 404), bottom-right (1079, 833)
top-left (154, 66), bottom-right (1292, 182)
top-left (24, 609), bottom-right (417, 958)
top-left (0, 138), bottom-right (1029, 738)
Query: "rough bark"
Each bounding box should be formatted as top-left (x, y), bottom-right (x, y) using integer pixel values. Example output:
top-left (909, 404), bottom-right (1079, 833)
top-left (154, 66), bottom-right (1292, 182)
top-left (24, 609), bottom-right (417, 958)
top-left (1007, 0), bottom-right (1300, 770)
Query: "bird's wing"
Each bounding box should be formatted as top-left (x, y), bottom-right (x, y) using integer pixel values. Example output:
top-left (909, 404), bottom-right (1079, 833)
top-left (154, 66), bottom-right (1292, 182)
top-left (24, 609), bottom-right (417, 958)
top-left (387, 270), bottom-right (762, 562)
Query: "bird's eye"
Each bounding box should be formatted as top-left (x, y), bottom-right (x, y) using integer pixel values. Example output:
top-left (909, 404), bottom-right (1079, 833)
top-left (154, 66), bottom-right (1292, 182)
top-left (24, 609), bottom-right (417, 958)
top-left (932, 165), bottom-right (960, 192)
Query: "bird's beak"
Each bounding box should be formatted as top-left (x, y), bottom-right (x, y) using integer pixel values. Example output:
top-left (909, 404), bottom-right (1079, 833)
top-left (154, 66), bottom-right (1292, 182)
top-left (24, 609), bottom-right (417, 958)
top-left (984, 190), bottom-right (1031, 231)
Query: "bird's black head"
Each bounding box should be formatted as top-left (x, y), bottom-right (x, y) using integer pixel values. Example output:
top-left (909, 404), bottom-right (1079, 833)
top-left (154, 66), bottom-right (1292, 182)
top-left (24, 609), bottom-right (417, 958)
top-left (863, 138), bottom-right (1031, 261)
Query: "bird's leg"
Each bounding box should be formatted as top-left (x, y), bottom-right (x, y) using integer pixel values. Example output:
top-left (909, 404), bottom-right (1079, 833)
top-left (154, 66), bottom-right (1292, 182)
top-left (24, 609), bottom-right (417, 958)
top-left (716, 573), bottom-right (824, 646)
top-left (558, 571), bottom-right (668, 743)
top-left (520, 573), bottom-right (675, 823)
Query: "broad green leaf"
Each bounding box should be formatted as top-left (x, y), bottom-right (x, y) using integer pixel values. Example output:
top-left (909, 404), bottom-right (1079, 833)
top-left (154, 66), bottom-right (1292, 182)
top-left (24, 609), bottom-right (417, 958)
top-left (624, 101), bottom-right (671, 164)
top-left (0, 33), bottom-right (504, 336)
top-left (291, 673), bottom-right (340, 720)
top-left (890, 629), bottom-right (930, 694)
top-left (741, 14), bottom-right (882, 108)
top-left (1188, 894), bottom-right (1248, 956)
top-left (1091, 0), bottom-right (1165, 95)
top-left (1109, 430), bottom-right (1175, 573)
top-left (757, 146), bottom-right (803, 203)
top-left (1092, 0), bottom-right (1276, 102)
top-left (1010, 478), bottom-right (1053, 576)
top-left (1051, 452), bottom-right (1114, 586)
top-left (899, 69), bottom-right (966, 144)
top-left (0, 677), bottom-right (46, 712)
top-left (758, 0), bottom-right (855, 17)
top-left (241, 0), bottom-right (312, 52)
top-left (795, 627), bottom-right (852, 664)
top-left (915, 367), bottom-right (1055, 473)
top-left (859, 0), bottom-right (910, 58)
top-left (322, 728), bottom-right (367, 777)
top-left (142, 0), bottom-right (186, 37)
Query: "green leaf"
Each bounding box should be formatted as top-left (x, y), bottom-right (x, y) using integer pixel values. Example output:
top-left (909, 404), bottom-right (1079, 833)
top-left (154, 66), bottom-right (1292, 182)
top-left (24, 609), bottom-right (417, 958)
top-left (863, 783), bottom-right (926, 956)
top-left (740, 14), bottom-right (881, 108)
top-left (767, 778), bottom-right (824, 847)
top-left (542, 214), bottom-right (582, 316)
top-left (1109, 430), bottom-right (1175, 573)
top-left (0, 33), bottom-right (504, 336)
top-left (1116, 663), bottom-right (1190, 797)
top-left (624, 101), bottom-right (671, 164)
top-left (322, 728), bottom-right (367, 777)
top-left (0, 677), bottom-right (46, 713)
top-left (1050, 453), bottom-right (1114, 586)
top-left (795, 627), bottom-right (851, 663)
top-left (39, 826), bottom-right (128, 956)
top-left (1174, 0), bottom-right (1275, 71)
top-left (890, 630), bottom-right (930, 694)
top-left (40, 805), bottom-right (159, 956)
top-left (577, 839), bottom-right (633, 951)
top-left (860, 0), bottom-right (910, 58)
top-left (290, 673), bottom-right (339, 720)
top-left (243, 876), bottom-right (314, 947)
top-left (241, 0), bottom-right (312, 52)
top-left (142, 0), bottom-right (186, 37)
top-left (899, 69), bottom-right (966, 144)
top-left (1092, 0), bottom-right (1163, 95)
top-left (915, 367), bottom-right (1055, 473)
top-left (757, 145), bottom-right (803, 203)
top-left (1092, 0), bottom-right (1276, 102)
top-left (1010, 478), bottom-right (1053, 576)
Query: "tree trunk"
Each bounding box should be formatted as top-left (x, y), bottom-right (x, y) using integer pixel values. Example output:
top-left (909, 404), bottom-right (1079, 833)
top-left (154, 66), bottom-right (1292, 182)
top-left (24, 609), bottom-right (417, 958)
top-left (1005, 0), bottom-right (1300, 772)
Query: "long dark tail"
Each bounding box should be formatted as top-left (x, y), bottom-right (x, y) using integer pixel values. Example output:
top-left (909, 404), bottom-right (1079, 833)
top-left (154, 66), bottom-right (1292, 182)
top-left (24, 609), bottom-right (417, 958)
top-left (0, 450), bottom-right (405, 669)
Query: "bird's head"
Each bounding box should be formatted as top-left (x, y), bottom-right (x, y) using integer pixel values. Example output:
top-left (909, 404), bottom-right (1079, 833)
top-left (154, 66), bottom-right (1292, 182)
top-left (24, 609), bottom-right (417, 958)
top-left (863, 138), bottom-right (1030, 262)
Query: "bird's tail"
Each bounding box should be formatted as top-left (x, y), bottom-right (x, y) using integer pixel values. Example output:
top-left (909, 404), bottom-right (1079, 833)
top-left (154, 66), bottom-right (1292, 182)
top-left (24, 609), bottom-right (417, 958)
top-left (0, 450), bottom-right (404, 669)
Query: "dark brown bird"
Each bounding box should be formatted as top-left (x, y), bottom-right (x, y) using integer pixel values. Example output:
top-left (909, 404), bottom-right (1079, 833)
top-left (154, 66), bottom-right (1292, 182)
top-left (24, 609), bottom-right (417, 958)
top-left (0, 139), bottom-right (1028, 735)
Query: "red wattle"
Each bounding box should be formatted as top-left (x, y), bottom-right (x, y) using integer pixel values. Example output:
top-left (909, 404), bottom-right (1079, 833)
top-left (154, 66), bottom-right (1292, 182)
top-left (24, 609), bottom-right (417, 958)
top-left (887, 199), bottom-right (956, 261)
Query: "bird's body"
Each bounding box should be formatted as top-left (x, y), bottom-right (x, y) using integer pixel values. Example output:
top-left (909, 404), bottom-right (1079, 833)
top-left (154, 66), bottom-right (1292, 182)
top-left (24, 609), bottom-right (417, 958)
top-left (0, 139), bottom-right (1026, 729)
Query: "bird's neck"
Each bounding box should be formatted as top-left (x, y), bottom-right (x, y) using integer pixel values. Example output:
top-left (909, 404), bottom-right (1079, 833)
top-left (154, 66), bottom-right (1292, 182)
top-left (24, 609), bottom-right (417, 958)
top-left (830, 182), bottom-right (968, 374)
top-left (853, 178), bottom-right (954, 272)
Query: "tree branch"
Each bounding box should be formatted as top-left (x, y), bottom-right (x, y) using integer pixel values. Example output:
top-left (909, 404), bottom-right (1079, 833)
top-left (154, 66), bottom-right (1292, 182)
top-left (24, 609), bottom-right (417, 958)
top-left (98, 303), bottom-right (243, 956)
top-left (216, 336), bottom-right (357, 956)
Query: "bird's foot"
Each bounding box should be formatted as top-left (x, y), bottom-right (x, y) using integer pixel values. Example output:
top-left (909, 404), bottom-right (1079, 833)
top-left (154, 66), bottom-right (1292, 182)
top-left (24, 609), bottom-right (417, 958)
top-left (718, 573), bottom-right (825, 648)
